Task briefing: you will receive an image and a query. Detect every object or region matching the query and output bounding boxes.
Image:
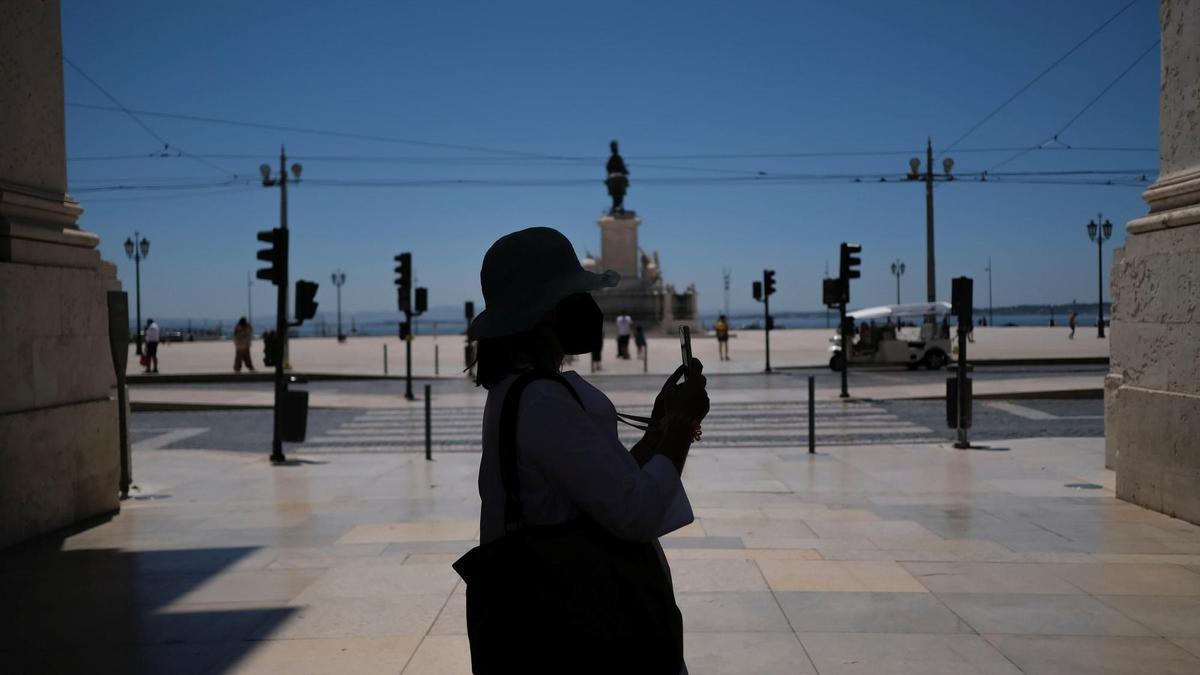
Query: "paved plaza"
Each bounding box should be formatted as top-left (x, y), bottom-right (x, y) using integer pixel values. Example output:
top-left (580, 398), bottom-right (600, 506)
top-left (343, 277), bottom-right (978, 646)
top-left (4, 374), bottom-right (1199, 675)
top-left (127, 326), bottom-right (1110, 378)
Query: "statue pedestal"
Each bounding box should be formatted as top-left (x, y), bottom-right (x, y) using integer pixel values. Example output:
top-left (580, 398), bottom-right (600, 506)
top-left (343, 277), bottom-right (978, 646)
top-left (0, 0), bottom-right (121, 548)
top-left (597, 212), bottom-right (641, 283)
top-left (1107, 2), bottom-right (1200, 524)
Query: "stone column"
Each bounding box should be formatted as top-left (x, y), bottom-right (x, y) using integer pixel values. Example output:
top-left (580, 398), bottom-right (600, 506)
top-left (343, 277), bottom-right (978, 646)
top-left (1107, 0), bottom-right (1200, 523)
top-left (1, 0), bottom-right (122, 548)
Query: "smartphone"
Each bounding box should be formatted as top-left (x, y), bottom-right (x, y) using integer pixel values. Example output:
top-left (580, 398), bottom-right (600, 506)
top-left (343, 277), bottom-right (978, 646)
top-left (679, 326), bottom-right (693, 373)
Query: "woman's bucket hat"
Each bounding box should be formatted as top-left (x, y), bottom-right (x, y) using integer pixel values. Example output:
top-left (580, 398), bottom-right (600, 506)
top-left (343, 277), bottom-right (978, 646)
top-left (468, 227), bottom-right (619, 340)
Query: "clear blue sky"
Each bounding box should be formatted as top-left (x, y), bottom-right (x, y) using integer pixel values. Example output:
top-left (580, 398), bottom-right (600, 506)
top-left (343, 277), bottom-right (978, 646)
top-left (62, 0), bottom-right (1161, 321)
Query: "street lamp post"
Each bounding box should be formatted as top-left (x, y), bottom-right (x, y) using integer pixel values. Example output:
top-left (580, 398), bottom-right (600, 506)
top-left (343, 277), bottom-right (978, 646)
top-left (331, 270), bottom-right (347, 342)
top-left (260, 147), bottom-right (303, 463)
top-left (1087, 214), bottom-right (1114, 339)
top-left (906, 139), bottom-right (954, 317)
top-left (890, 259), bottom-right (906, 305)
top-left (123, 232), bottom-right (150, 355)
top-left (985, 257), bottom-right (994, 326)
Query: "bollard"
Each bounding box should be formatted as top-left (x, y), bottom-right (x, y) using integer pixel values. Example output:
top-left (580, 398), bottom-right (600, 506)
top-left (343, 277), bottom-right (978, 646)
top-left (424, 384), bottom-right (432, 461)
top-left (383, 343), bottom-right (389, 375)
top-left (435, 344), bottom-right (440, 376)
top-left (643, 342), bottom-right (648, 373)
top-left (808, 375), bottom-right (816, 454)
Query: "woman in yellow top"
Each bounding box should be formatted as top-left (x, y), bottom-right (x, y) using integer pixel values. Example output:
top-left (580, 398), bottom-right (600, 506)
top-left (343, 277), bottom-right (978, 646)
top-left (715, 314), bottom-right (730, 361)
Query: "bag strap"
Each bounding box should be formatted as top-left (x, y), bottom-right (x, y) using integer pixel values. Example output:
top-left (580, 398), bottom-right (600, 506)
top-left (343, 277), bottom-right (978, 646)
top-left (499, 370), bottom-right (584, 531)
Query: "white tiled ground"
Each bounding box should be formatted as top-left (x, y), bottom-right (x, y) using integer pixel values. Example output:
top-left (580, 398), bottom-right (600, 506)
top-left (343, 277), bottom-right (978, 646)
top-left (3, 435), bottom-right (1199, 674)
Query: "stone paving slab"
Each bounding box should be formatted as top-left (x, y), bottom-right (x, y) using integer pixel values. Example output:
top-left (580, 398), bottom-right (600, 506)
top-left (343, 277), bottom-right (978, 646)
top-left (3, 435), bottom-right (1200, 674)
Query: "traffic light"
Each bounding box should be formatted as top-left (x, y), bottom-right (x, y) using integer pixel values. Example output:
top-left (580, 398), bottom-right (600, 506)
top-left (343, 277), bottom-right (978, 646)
top-left (399, 321), bottom-right (411, 340)
top-left (752, 281), bottom-right (763, 302)
top-left (295, 280), bottom-right (319, 323)
top-left (764, 270), bottom-right (776, 297)
top-left (823, 278), bottom-right (846, 307)
top-left (256, 228), bottom-right (287, 285)
top-left (839, 242), bottom-right (862, 281)
top-left (414, 287), bottom-right (428, 315)
top-left (395, 252), bottom-right (412, 313)
top-left (952, 277), bottom-right (973, 325)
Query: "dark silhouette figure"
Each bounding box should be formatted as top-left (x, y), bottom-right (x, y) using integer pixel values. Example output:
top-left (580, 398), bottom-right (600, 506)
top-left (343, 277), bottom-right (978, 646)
top-left (605, 140), bottom-right (629, 214)
top-left (454, 227), bottom-right (709, 674)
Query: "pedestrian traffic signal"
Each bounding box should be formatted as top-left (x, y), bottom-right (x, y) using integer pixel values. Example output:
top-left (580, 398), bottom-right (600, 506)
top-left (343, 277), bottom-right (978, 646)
top-left (823, 278), bottom-right (846, 307)
top-left (952, 277), bottom-right (973, 325)
top-left (414, 287), bottom-right (428, 315)
top-left (764, 270), bottom-right (776, 297)
top-left (395, 252), bottom-right (412, 313)
top-left (752, 281), bottom-right (763, 302)
top-left (399, 321), bottom-right (411, 340)
top-left (839, 242), bottom-right (862, 281)
top-left (263, 330), bottom-right (280, 367)
top-left (295, 280), bottom-right (319, 323)
top-left (256, 228), bottom-right (287, 285)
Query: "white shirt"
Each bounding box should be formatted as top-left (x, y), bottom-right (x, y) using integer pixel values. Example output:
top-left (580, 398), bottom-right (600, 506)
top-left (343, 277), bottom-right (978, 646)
top-left (478, 370), bottom-right (693, 544)
top-left (616, 314), bottom-right (633, 337)
top-left (145, 323), bottom-right (160, 343)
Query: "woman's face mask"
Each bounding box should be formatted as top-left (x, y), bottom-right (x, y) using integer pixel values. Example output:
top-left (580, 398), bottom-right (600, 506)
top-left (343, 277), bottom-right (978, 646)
top-left (554, 293), bottom-right (603, 355)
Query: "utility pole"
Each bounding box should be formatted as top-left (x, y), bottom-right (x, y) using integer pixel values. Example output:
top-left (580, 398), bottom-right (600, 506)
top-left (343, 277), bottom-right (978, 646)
top-left (258, 147), bottom-right (303, 463)
top-left (906, 139), bottom-right (954, 318)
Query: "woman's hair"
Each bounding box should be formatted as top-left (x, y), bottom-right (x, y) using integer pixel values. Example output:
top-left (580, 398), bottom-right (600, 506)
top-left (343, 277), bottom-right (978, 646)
top-left (471, 324), bottom-right (564, 389)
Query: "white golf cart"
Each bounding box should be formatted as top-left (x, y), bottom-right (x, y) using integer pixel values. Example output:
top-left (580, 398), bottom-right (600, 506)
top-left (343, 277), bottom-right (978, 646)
top-left (828, 301), bottom-right (953, 371)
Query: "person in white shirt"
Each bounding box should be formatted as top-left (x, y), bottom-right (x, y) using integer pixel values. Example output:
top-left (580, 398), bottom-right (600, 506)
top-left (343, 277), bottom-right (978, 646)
top-left (462, 227), bottom-right (708, 674)
top-left (144, 319), bottom-right (160, 373)
top-left (616, 312), bottom-right (633, 358)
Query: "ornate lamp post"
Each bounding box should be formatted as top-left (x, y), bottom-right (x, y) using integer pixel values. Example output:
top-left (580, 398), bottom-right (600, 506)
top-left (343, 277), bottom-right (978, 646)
top-left (890, 259), bottom-right (906, 304)
top-left (906, 140), bottom-right (954, 316)
top-left (331, 270), bottom-right (347, 342)
top-left (1087, 215), bottom-right (1114, 338)
top-left (123, 232), bottom-right (150, 355)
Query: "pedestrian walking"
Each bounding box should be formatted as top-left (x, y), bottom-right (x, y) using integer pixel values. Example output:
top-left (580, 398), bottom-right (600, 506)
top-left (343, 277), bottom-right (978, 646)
top-left (634, 322), bottom-right (647, 360)
top-left (143, 319), bottom-right (160, 373)
top-left (1068, 311), bottom-right (1078, 339)
top-left (233, 317), bottom-right (255, 372)
top-left (616, 312), bottom-right (633, 359)
top-left (715, 314), bottom-right (730, 361)
top-left (455, 227), bottom-right (708, 674)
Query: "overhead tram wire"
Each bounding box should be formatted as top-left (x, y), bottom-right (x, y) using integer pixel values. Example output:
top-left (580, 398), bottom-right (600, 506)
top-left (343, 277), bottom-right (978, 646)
top-left (63, 58), bottom-right (238, 179)
top-left (65, 145), bottom-right (1159, 165)
top-left (987, 38), bottom-right (1161, 174)
top-left (71, 168), bottom-right (1153, 196)
top-left (66, 102), bottom-right (590, 162)
top-left (940, 0), bottom-right (1143, 155)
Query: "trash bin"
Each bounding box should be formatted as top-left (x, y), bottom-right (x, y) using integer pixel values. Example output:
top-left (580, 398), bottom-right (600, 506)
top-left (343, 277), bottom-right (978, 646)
top-left (282, 389), bottom-right (309, 442)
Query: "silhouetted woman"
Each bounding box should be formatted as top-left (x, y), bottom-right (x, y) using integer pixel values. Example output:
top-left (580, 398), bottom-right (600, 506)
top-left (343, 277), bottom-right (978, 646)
top-left (454, 227), bottom-right (709, 674)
